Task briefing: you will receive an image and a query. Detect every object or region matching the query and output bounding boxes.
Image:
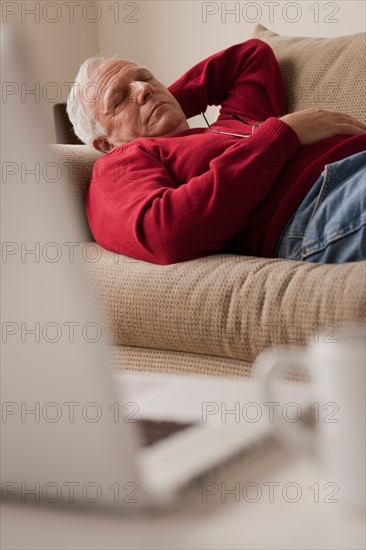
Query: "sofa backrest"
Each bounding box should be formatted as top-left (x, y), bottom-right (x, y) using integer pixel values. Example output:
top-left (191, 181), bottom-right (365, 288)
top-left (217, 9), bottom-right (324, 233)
top-left (251, 23), bottom-right (366, 123)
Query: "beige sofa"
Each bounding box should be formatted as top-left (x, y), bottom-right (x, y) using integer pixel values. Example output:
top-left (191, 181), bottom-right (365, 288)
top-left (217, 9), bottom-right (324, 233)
top-left (51, 24), bottom-right (366, 379)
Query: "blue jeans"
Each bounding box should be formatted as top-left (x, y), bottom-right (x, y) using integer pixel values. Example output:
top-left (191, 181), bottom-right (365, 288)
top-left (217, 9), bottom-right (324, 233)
top-left (275, 151), bottom-right (366, 263)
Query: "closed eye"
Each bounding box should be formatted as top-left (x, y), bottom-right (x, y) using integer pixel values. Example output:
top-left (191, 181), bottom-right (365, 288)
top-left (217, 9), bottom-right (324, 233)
top-left (139, 74), bottom-right (154, 82)
top-left (111, 73), bottom-right (155, 110)
top-left (137, 69), bottom-right (155, 81)
top-left (114, 93), bottom-right (126, 109)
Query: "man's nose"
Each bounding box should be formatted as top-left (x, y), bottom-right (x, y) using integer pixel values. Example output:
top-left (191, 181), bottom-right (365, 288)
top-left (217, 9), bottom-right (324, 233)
top-left (130, 81), bottom-right (155, 104)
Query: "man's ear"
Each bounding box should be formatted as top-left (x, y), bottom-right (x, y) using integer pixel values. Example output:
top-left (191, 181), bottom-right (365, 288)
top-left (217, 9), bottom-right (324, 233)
top-left (92, 137), bottom-right (114, 153)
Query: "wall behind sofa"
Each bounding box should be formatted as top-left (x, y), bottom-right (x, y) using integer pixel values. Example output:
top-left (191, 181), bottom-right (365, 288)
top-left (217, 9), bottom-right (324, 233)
top-left (2, 1), bottom-right (98, 141)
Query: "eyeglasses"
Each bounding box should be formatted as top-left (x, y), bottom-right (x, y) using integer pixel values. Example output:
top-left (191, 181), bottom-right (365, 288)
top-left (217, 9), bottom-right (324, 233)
top-left (201, 112), bottom-right (262, 138)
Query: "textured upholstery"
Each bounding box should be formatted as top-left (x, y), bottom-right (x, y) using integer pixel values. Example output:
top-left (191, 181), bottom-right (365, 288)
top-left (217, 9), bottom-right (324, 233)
top-left (50, 144), bottom-right (103, 201)
top-left (51, 26), bottom-right (366, 378)
top-left (251, 23), bottom-right (366, 123)
top-left (87, 246), bottom-right (365, 366)
top-left (109, 345), bottom-right (255, 379)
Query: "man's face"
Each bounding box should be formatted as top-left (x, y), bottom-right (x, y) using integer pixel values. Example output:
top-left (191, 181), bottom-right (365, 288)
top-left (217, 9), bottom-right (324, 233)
top-left (87, 59), bottom-right (190, 152)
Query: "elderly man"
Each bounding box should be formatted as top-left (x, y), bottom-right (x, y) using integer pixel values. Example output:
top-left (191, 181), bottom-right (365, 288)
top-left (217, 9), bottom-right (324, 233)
top-left (67, 39), bottom-right (366, 265)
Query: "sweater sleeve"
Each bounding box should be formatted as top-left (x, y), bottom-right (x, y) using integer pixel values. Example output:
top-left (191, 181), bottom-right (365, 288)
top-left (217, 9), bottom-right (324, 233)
top-left (86, 118), bottom-right (300, 265)
top-left (168, 38), bottom-right (286, 123)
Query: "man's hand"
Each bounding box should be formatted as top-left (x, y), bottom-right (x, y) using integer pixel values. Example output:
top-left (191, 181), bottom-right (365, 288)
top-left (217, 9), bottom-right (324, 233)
top-left (279, 108), bottom-right (366, 146)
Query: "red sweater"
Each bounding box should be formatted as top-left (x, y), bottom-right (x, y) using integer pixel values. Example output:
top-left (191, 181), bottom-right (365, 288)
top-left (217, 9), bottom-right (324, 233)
top-left (85, 39), bottom-right (366, 264)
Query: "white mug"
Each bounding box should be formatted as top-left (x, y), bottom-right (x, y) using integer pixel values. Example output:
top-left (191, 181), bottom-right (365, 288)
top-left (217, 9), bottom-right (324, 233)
top-left (255, 325), bottom-right (366, 515)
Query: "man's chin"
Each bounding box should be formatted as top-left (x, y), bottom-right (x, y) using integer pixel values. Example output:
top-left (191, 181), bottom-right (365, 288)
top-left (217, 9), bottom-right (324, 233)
top-left (149, 115), bottom-right (189, 137)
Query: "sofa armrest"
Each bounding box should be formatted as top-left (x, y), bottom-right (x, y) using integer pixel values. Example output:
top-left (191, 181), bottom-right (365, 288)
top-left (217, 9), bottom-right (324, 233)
top-left (49, 144), bottom-right (103, 241)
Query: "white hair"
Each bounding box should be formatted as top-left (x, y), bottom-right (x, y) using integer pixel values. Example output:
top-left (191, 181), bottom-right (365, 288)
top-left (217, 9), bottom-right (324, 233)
top-left (66, 54), bottom-right (113, 146)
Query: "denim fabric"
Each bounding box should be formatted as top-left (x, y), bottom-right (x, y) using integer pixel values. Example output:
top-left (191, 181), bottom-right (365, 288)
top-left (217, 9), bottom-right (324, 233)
top-left (275, 151), bottom-right (366, 263)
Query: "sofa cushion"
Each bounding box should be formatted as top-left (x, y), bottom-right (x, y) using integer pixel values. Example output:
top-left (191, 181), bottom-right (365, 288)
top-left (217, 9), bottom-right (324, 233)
top-left (251, 23), bottom-right (366, 123)
top-left (86, 245), bottom-right (366, 365)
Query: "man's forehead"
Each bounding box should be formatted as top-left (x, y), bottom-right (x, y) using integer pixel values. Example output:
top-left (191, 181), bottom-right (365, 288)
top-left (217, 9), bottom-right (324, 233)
top-left (92, 59), bottom-right (141, 81)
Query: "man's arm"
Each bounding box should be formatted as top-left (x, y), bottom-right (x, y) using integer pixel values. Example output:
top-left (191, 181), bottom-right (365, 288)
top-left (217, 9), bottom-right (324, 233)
top-left (168, 39), bottom-right (286, 122)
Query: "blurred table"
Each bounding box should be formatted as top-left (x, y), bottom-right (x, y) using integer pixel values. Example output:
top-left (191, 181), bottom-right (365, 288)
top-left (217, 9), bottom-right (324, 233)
top-left (2, 443), bottom-right (365, 550)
